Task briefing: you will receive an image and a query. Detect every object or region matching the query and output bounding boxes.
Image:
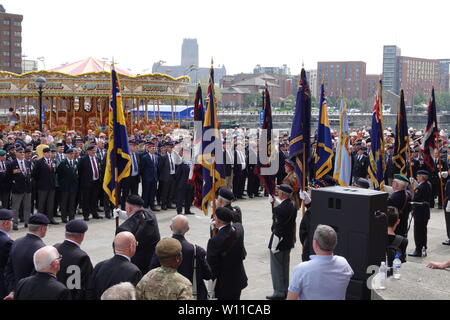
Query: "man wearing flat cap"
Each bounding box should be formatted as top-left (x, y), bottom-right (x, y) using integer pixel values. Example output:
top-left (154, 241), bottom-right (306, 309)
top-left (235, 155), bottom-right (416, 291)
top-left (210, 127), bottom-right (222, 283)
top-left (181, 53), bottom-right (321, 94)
top-left (388, 174), bottom-right (412, 238)
top-left (3, 213), bottom-right (49, 300)
top-left (267, 184), bottom-right (297, 300)
top-left (0, 209), bottom-right (13, 299)
top-left (352, 146), bottom-right (369, 184)
top-left (33, 147), bottom-right (58, 224)
top-left (207, 207), bottom-right (248, 300)
top-left (7, 147), bottom-right (33, 230)
top-left (0, 150), bottom-right (11, 209)
top-left (54, 220), bottom-right (93, 300)
top-left (115, 195), bottom-right (161, 274)
top-left (409, 170), bottom-right (432, 257)
top-left (136, 238), bottom-right (193, 300)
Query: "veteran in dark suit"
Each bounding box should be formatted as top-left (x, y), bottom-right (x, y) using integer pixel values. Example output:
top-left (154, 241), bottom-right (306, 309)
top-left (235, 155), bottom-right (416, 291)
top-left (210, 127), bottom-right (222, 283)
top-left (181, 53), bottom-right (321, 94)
top-left (388, 174), bottom-right (412, 238)
top-left (120, 140), bottom-right (141, 209)
top-left (89, 231), bottom-right (142, 300)
top-left (54, 220), bottom-right (93, 300)
top-left (207, 207), bottom-right (248, 300)
top-left (0, 150), bottom-right (11, 209)
top-left (115, 195), bottom-right (161, 274)
top-left (14, 246), bottom-right (70, 300)
top-left (56, 149), bottom-right (79, 223)
top-left (3, 213), bottom-right (49, 299)
top-left (352, 146), bottom-right (370, 183)
top-left (140, 142), bottom-right (159, 211)
top-left (0, 209), bottom-right (13, 299)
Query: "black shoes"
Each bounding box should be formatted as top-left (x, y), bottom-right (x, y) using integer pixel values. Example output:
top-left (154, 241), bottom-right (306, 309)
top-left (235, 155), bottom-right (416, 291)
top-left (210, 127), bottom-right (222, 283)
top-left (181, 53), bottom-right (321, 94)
top-left (61, 218), bottom-right (68, 223)
top-left (12, 225), bottom-right (18, 231)
top-left (151, 207), bottom-right (160, 212)
top-left (161, 206), bottom-right (167, 211)
top-left (93, 215), bottom-right (103, 219)
top-left (408, 250), bottom-right (422, 257)
top-left (49, 220), bottom-right (59, 225)
top-left (266, 295), bottom-right (285, 300)
top-left (84, 217), bottom-right (90, 221)
top-left (443, 240), bottom-right (450, 246)
top-left (184, 211), bottom-right (195, 215)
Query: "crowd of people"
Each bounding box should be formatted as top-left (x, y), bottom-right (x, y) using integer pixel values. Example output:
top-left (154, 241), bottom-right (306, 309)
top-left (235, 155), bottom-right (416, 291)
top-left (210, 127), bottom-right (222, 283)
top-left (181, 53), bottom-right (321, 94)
top-left (0, 123), bottom-right (449, 300)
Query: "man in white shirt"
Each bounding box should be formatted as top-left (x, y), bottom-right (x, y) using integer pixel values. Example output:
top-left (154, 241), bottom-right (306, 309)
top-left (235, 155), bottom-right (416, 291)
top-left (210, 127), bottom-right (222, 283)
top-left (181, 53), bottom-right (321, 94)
top-left (287, 225), bottom-right (354, 300)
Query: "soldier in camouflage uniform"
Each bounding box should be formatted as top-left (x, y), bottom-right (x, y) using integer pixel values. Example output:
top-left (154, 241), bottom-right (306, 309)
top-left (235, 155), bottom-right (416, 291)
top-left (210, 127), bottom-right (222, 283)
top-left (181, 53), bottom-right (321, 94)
top-left (136, 238), bottom-right (193, 300)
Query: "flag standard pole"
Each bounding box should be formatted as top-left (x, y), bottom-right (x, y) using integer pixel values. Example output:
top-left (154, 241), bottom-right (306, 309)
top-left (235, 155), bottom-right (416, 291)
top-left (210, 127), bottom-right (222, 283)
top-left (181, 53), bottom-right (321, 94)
top-left (210, 157), bottom-right (217, 238)
top-left (437, 135), bottom-right (445, 208)
top-left (302, 144), bottom-right (306, 217)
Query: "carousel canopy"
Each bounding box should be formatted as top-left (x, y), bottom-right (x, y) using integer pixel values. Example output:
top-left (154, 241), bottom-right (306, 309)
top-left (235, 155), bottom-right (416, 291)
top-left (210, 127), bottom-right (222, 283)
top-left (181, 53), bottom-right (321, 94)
top-left (50, 57), bottom-right (134, 76)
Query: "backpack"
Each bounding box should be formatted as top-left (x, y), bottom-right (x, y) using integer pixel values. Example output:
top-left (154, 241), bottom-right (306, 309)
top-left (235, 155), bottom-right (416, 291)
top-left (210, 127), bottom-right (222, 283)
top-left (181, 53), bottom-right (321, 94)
top-left (386, 235), bottom-right (403, 266)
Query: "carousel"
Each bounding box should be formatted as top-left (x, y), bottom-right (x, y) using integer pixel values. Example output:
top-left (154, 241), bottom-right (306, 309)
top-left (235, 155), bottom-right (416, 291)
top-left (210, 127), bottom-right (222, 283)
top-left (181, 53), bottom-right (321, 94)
top-left (0, 57), bottom-right (190, 136)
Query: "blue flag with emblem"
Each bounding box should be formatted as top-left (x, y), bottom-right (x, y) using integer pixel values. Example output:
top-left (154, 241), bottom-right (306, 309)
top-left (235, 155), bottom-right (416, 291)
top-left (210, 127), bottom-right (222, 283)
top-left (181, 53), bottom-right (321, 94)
top-left (315, 83), bottom-right (334, 179)
top-left (289, 68), bottom-right (311, 190)
top-left (201, 65), bottom-right (225, 215)
top-left (103, 67), bottom-right (132, 206)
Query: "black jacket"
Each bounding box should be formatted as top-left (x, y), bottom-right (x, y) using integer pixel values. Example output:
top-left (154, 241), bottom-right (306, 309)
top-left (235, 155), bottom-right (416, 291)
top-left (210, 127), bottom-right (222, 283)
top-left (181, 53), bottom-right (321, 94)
top-left (175, 162), bottom-right (191, 190)
top-left (7, 159), bottom-right (32, 194)
top-left (299, 208), bottom-right (312, 262)
top-left (207, 223), bottom-right (248, 298)
top-left (412, 181), bottom-right (432, 220)
top-left (32, 157), bottom-right (56, 190)
top-left (0, 160), bottom-right (11, 193)
top-left (269, 199), bottom-right (297, 251)
top-left (4, 233), bottom-right (45, 293)
top-left (15, 272), bottom-right (70, 300)
top-left (89, 255), bottom-right (142, 300)
top-left (56, 159), bottom-right (79, 192)
top-left (0, 231), bottom-right (13, 299)
top-left (149, 234), bottom-right (212, 300)
top-left (77, 155), bottom-right (101, 187)
top-left (352, 154), bottom-right (369, 179)
top-left (54, 240), bottom-right (93, 300)
top-left (116, 209), bottom-right (160, 274)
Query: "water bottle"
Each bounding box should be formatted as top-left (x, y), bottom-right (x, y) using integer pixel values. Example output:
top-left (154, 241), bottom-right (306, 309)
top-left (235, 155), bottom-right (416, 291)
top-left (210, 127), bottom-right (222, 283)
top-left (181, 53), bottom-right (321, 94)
top-left (378, 261), bottom-right (388, 289)
top-left (393, 253), bottom-right (401, 280)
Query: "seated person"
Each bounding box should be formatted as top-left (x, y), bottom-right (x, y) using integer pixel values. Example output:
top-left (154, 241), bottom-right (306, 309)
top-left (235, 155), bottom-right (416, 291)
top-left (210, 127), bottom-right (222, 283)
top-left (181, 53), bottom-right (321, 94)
top-left (386, 206), bottom-right (408, 274)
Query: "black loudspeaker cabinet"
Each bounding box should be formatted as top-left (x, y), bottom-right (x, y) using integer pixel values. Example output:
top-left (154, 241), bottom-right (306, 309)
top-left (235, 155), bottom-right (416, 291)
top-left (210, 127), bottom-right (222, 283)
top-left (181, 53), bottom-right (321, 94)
top-left (310, 186), bottom-right (388, 300)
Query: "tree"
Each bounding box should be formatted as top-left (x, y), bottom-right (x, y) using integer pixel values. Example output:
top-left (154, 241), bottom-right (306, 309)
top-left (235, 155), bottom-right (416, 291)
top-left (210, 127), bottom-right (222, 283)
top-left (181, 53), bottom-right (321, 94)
top-left (284, 95), bottom-right (296, 109)
top-left (435, 92), bottom-right (450, 111)
top-left (244, 92), bottom-right (262, 108)
top-left (413, 91), bottom-right (427, 106)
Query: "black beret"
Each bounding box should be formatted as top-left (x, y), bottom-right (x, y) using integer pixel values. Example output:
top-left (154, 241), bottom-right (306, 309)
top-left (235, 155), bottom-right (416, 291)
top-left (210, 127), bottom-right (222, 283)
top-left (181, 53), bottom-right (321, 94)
top-left (126, 194), bottom-right (144, 207)
top-left (215, 207), bottom-right (233, 223)
top-left (86, 145), bottom-right (96, 151)
top-left (218, 187), bottom-right (234, 201)
top-left (56, 143), bottom-right (64, 147)
top-left (66, 219), bottom-right (88, 233)
top-left (279, 184), bottom-right (293, 194)
top-left (145, 141), bottom-right (155, 146)
top-left (166, 142), bottom-right (174, 147)
top-left (25, 149), bottom-right (32, 154)
top-left (14, 147), bottom-right (23, 152)
top-left (0, 209), bottom-right (13, 220)
top-left (417, 170), bottom-right (429, 178)
top-left (42, 147), bottom-right (51, 153)
top-left (28, 213), bottom-right (50, 225)
top-left (356, 178), bottom-right (370, 189)
top-left (360, 147), bottom-right (368, 151)
top-left (128, 140), bottom-right (137, 145)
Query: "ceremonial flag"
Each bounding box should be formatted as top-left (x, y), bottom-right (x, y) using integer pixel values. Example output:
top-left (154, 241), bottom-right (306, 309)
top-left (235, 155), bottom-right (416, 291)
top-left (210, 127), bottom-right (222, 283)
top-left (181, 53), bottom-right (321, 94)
top-left (315, 83), bottom-right (334, 179)
top-left (368, 80), bottom-right (386, 191)
top-left (103, 67), bottom-right (132, 206)
top-left (421, 87), bottom-right (438, 173)
top-left (333, 99), bottom-right (352, 186)
top-left (254, 84), bottom-right (276, 196)
top-left (190, 84), bottom-right (204, 209)
top-left (289, 68), bottom-right (311, 190)
top-left (392, 90), bottom-right (409, 175)
top-left (201, 65), bottom-right (225, 215)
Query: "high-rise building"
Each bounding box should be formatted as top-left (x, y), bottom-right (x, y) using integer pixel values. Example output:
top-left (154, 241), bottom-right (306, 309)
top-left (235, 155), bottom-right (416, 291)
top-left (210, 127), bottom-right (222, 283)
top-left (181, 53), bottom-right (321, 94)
top-left (306, 69), bottom-right (318, 99)
top-left (21, 59), bottom-right (38, 73)
top-left (382, 45), bottom-right (401, 94)
top-left (317, 61), bottom-right (367, 101)
top-left (181, 38), bottom-right (199, 68)
top-left (366, 74), bottom-right (381, 102)
top-left (0, 5), bottom-right (22, 74)
top-left (253, 64), bottom-right (290, 75)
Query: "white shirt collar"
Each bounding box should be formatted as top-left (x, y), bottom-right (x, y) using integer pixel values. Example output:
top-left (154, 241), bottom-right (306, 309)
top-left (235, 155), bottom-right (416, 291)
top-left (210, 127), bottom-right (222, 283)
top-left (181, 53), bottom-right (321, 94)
top-left (116, 253), bottom-right (131, 262)
top-left (65, 239), bottom-right (80, 247)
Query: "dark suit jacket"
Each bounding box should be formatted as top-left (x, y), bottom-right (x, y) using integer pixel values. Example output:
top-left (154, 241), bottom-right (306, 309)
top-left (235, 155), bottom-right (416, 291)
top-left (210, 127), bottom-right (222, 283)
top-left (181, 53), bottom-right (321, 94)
top-left (277, 150), bottom-right (288, 184)
top-left (32, 157), bottom-right (56, 191)
top-left (78, 155), bottom-right (101, 188)
top-left (149, 234), bottom-right (212, 300)
top-left (56, 159), bottom-right (79, 192)
top-left (0, 231), bottom-right (13, 299)
top-left (158, 153), bottom-right (172, 182)
top-left (0, 160), bottom-right (11, 193)
top-left (54, 240), bottom-right (93, 300)
top-left (116, 209), bottom-right (160, 274)
top-left (175, 162), bottom-right (190, 190)
top-left (7, 159), bottom-right (32, 194)
top-left (269, 199), bottom-right (297, 251)
top-left (141, 152), bottom-right (158, 182)
top-left (89, 255), bottom-right (142, 300)
top-left (15, 272), bottom-right (70, 300)
top-left (4, 233), bottom-right (45, 292)
top-left (207, 223), bottom-right (248, 298)
top-left (352, 154), bottom-right (370, 179)
top-left (413, 181), bottom-right (432, 220)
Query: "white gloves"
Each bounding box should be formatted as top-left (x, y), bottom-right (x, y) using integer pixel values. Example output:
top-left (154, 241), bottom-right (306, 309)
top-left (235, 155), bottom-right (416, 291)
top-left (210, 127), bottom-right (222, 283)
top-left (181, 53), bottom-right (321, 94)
top-left (409, 178), bottom-right (418, 190)
top-left (113, 208), bottom-right (128, 220)
top-left (299, 191), bottom-right (311, 205)
top-left (439, 171), bottom-right (449, 179)
top-left (210, 220), bottom-right (216, 231)
top-left (383, 185), bottom-right (394, 195)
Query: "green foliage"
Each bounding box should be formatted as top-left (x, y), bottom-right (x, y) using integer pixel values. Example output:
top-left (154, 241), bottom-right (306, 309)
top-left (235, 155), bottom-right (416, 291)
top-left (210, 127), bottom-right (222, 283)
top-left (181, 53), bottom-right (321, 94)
top-left (244, 92), bottom-right (262, 108)
top-left (435, 92), bottom-right (450, 111)
top-left (413, 91), bottom-right (427, 106)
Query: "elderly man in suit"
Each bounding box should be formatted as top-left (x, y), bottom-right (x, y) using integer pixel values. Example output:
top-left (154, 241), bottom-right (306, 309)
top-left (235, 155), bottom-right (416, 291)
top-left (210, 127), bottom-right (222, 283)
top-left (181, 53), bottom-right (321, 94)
top-left (56, 149), bottom-right (79, 223)
top-left (0, 209), bottom-right (13, 299)
top-left (141, 142), bottom-right (160, 211)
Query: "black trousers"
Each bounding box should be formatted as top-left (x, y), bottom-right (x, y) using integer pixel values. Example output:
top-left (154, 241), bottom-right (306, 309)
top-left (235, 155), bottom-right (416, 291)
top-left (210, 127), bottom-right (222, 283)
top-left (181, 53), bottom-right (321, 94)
top-left (37, 189), bottom-right (55, 219)
top-left (161, 175), bottom-right (176, 207)
top-left (176, 184), bottom-right (193, 214)
top-left (247, 171), bottom-right (260, 197)
top-left (142, 180), bottom-right (157, 209)
top-left (156, 180), bottom-right (164, 205)
top-left (60, 191), bottom-right (76, 221)
top-left (444, 209), bottom-right (450, 239)
top-left (121, 176), bottom-right (140, 209)
top-left (395, 210), bottom-right (410, 238)
top-left (81, 181), bottom-right (100, 218)
top-left (0, 190), bottom-right (10, 209)
top-left (413, 215), bottom-right (429, 251)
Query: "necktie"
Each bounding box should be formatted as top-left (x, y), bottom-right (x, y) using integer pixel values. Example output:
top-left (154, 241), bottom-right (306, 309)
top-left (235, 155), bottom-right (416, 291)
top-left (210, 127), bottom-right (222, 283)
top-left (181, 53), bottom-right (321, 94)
top-left (91, 157), bottom-right (99, 180)
top-left (20, 161), bottom-right (25, 174)
top-left (1, 162), bottom-right (4, 171)
top-left (70, 160), bottom-right (73, 168)
top-left (132, 153), bottom-right (138, 176)
top-left (169, 153), bottom-right (174, 173)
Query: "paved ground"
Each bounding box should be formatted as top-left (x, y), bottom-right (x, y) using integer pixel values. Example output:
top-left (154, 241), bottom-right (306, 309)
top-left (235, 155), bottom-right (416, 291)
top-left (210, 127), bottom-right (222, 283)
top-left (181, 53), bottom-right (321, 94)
top-left (8, 196), bottom-right (450, 300)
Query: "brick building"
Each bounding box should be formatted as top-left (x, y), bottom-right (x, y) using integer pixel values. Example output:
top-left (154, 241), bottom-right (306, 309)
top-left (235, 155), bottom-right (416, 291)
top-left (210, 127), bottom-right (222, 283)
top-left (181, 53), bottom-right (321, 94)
top-left (0, 5), bottom-right (22, 74)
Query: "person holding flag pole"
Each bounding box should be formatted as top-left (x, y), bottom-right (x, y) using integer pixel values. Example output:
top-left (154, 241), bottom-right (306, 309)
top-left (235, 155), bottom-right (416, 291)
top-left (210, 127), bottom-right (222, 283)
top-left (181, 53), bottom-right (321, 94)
top-left (333, 94), bottom-right (352, 186)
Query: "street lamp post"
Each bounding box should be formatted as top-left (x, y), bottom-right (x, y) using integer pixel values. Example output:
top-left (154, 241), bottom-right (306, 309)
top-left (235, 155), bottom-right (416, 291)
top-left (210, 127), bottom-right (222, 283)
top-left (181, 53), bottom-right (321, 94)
top-left (36, 76), bottom-right (46, 132)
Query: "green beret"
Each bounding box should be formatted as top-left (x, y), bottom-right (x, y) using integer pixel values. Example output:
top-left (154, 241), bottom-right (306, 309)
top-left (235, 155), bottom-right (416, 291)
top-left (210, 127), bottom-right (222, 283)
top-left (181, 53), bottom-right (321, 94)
top-left (394, 174), bottom-right (409, 183)
top-left (0, 150), bottom-right (6, 156)
top-left (66, 148), bottom-right (74, 154)
top-left (156, 238), bottom-right (181, 259)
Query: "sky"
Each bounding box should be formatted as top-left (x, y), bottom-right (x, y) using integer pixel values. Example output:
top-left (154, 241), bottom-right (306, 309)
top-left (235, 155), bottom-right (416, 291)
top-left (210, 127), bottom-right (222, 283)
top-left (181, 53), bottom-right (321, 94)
top-left (4, 0), bottom-right (450, 75)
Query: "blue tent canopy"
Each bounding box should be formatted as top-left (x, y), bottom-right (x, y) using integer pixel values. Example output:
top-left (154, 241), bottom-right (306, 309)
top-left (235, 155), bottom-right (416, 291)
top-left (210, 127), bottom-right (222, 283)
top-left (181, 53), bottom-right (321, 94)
top-left (131, 105), bottom-right (194, 120)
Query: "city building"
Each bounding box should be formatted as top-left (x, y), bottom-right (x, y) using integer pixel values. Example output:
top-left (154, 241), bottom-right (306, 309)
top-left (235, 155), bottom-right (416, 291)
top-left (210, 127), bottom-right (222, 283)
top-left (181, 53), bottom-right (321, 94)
top-left (306, 69), bottom-right (318, 99)
top-left (152, 38), bottom-right (226, 84)
top-left (21, 59), bottom-right (38, 73)
top-left (317, 61), bottom-right (367, 101)
top-left (253, 64), bottom-right (290, 75)
top-left (366, 74), bottom-right (381, 101)
top-left (382, 45), bottom-right (401, 95)
top-left (0, 5), bottom-right (22, 74)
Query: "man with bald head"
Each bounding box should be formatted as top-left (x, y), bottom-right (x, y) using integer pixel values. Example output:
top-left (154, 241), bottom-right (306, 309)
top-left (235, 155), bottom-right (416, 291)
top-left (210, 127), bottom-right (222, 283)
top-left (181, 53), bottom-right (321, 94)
top-left (150, 215), bottom-right (212, 300)
top-left (15, 246), bottom-right (70, 300)
top-left (89, 232), bottom-right (142, 300)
